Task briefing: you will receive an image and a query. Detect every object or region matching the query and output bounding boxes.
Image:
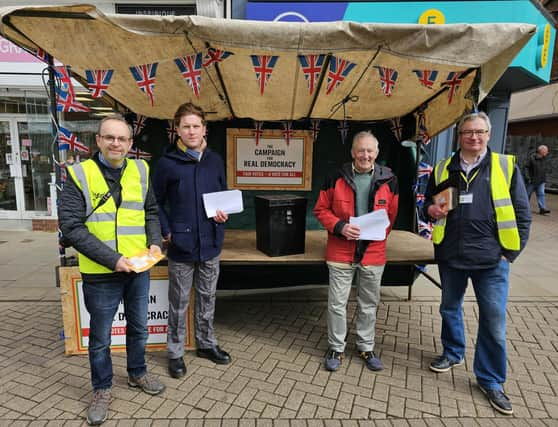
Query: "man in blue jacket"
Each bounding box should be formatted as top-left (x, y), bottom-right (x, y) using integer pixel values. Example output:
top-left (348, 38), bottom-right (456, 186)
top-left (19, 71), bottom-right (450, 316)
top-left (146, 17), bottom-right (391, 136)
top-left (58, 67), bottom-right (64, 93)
top-left (423, 112), bottom-right (531, 416)
top-left (153, 102), bottom-right (231, 379)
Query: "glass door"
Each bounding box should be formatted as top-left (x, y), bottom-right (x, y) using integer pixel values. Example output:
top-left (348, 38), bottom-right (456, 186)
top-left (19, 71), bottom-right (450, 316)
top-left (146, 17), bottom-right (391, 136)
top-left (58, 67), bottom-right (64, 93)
top-left (0, 120), bottom-right (19, 213)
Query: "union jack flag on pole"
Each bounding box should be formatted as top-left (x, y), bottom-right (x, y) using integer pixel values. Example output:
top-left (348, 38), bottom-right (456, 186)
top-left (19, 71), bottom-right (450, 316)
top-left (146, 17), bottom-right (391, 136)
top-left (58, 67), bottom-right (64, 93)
top-left (175, 53), bottom-right (203, 97)
top-left (57, 126), bottom-right (90, 153)
top-left (326, 56), bottom-right (356, 95)
top-left (417, 161), bottom-right (433, 180)
top-left (251, 55), bottom-right (279, 95)
top-left (56, 89), bottom-right (90, 113)
top-left (85, 69), bottom-right (114, 98)
top-left (412, 69), bottom-right (438, 89)
top-left (54, 66), bottom-right (76, 97)
top-left (374, 66), bottom-right (398, 97)
top-left (129, 63), bottom-right (158, 106)
top-left (297, 54), bottom-right (325, 95)
top-left (441, 71), bottom-right (465, 104)
top-left (203, 47), bottom-right (234, 68)
top-left (282, 121), bottom-right (293, 146)
top-left (252, 121), bottom-right (263, 146)
top-left (390, 117), bottom-right (403, 141)
top-left (128, 146), bottom-right (152, 160)
top-left (417, 112), bottom-right (431, 145)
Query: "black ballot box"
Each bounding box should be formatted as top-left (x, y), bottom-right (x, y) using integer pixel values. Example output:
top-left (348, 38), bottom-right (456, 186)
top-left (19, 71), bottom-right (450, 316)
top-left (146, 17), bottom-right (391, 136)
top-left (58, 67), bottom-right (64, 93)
top-left (255, 195), bottom-right (307, 257)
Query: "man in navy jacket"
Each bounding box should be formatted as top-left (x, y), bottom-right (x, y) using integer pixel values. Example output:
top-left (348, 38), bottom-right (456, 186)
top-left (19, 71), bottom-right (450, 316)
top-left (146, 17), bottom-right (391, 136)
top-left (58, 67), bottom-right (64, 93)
top-left (153, 102), bottom-right (231, 379)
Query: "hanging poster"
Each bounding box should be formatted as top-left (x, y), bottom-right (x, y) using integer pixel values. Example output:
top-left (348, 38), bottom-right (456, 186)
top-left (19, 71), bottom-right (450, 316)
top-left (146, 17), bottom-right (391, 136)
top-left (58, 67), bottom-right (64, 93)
top-left (226, 129), bottom-right (313, 190)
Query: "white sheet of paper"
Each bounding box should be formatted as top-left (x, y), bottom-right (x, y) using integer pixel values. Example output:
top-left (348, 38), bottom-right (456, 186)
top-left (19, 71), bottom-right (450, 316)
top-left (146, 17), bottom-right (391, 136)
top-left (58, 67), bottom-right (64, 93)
top-left (349, 209), bottom-right (390, 241)
top-left (203, 189), bottom-right (244, 218)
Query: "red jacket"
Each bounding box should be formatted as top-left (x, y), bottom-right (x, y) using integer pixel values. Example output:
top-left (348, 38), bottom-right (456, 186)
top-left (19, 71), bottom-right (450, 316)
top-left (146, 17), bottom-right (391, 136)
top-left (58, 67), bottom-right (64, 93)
top-left (314, 162), bottom-right (399, 265)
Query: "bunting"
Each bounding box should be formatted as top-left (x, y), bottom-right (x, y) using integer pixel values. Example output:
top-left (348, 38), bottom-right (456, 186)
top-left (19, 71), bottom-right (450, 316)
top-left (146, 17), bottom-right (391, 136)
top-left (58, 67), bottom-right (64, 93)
top-left (441, 71), bottom-right (465, 104)
top-left (374, 66), bottom-right (398, 97)
top-left (33, 48), bottom-right (51, 64)
top-left (417, 112), bottom-right (431, 145)
top-left (310, 119), bottom-right (320, 142)
top-left (412, 69), bottom-right (438, 89)
top-left (129, 63), bottom-right (158, 106)
top-left (390, 117), bottom-right (403, 141)
top-left (166, 120), bottom-right (177, 143)
top-left (338, 120), bottom-right (349, 144)
top-left (175, 53), bottom-right (203, 97)
top-left (56, 89), bottom-right (91, 113)
top-left (132, 114), bottom-right (147, 137)
top-left (54, 66), bottom-right (75, 97)
top-left (203, 47), bottom-right (234, 68)
top-left (250, 55), bottom-right (278, 95)
top-left (417, 219), bottom-right (433, 240)
top-left (57, 126), bottom-right (90, 153)
top-left (282, 121), bottom-right (293, 146)
top-left (252, 121), bottom-right (263, 146)
top-left (128, 146), bottom-right (152, 160)
top-left (326, 56), bottom-right (356, 95)
top-left (297, 54), bottom-right (325, 95)
top-left (85, 69), bottom-right (114, 98)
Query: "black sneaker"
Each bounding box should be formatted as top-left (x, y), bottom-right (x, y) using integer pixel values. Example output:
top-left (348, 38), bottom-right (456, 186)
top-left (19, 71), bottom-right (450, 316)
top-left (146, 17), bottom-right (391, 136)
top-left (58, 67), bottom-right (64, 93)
top-left (479, 385), bottom-right (513, 415)
top-left (429, 355), bottom-right (464, 373)
top-left (540, 208), bottom-right (550, 215)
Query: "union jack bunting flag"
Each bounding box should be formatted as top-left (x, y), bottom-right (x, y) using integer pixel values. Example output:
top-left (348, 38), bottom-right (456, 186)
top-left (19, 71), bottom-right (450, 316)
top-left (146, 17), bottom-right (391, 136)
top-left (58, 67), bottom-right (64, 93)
top-left (85, 69), bottom-right (114, 98)
top-left (33, 48), bottom-right (51, 64)
top-left (166, 120), bottom-right (177, 143)
top-left (129, 63), bottom-right (158, 106)
top-left (415, 192), bottom-right (426, 207)
top-left (338, 120), bottom-right (349, 144)
top-left (417, 218), bottom-right (433, 240)
top-left (175, 53), bottom-right (203, 97)
top-left (390, 117), bottom-right (403, 141)
top-left (203, 47), bottom-right (234, 68)
top-left (297, 54), bottom-right (325, 95)
top-left (252, 121), bottom-right (263, 146)
top-left (326, 56), bottom-right (356, 95)
top-left (374, 66), bottom-right (398, 97)
top-left (417, 112), bottom-right (431, 145)
top-left (56, 89), bottom-right (90, 113)
top-left (54, 66), bottom-right (75, 97)
top-left (132, 114), bottom-right (147, 137)
top-left (310, 119), bottom-right (320, 142)
top-left (282, 121), bottom-right (293, 146)
top-left (412, 69), bottom-right (438, 89)
top-left (251, 55), bottom-right (279, 95)
top-left (441, 71), bottom-right (465, 104)
top-left (128, 146), bottom-right (152, 160)
top-left (57, 126), bottom-right (90, 153)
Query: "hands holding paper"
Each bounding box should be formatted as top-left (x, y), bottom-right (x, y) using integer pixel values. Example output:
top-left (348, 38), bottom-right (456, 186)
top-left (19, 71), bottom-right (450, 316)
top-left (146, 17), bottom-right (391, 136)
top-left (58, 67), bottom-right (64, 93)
top-left (202, 189), bottom-right (243, 220)
top-left (213, 209), bottom-right (229, 223)
top-left (341, 223), bottom-right (361, 240)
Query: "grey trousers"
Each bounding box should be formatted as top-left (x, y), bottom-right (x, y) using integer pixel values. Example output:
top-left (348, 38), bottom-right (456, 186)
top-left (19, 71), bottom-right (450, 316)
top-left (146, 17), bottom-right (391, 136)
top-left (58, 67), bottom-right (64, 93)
top-left (167, 256), bottom-right (220, 358)
top-left (327, 262), bottom-right (384, 353)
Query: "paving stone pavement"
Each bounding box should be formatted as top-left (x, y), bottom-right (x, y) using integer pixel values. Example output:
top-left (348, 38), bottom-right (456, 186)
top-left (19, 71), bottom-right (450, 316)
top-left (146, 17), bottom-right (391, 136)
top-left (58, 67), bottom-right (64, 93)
top-left (0, 195), bottom-right (557, 426)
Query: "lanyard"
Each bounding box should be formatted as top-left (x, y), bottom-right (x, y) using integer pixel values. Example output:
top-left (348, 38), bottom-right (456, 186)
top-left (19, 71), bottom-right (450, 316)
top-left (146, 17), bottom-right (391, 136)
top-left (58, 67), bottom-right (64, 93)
top-left (460, 169), bottom-right (479, 192)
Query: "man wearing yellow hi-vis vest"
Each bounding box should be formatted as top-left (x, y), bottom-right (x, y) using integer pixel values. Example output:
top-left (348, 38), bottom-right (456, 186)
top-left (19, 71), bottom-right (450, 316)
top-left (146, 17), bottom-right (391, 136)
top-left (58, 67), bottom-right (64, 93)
top-left (423, 112), bottom-right (531, 416)
top-left (59, 114), bottom-right (165, 426)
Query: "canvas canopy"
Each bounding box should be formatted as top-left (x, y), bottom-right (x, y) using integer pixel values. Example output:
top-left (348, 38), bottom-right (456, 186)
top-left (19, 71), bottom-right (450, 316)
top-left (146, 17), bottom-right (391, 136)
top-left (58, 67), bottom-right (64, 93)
top-left (0, 4), bottom-right (535, 136)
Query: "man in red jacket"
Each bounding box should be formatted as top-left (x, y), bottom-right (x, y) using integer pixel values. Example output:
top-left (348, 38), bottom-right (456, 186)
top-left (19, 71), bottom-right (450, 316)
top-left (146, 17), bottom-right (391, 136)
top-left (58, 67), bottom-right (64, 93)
top-left (314, 131), bottom-right (399, 372)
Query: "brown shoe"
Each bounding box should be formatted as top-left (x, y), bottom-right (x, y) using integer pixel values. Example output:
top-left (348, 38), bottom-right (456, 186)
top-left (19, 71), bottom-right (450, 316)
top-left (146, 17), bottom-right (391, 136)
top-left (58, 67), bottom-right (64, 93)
top-left (128, 373), bottom-right (166, 395)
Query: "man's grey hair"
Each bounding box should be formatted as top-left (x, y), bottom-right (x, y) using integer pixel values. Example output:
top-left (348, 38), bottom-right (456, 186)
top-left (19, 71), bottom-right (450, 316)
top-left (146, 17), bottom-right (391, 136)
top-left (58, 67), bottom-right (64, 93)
top-left (351, 130), bottom-right (379, 151)
top-left (457, 111), bottom-right (491, 133)
top-left (97, 113), bottom-right (133, 137)
top-left (537, 144), bottom-right (548, 153)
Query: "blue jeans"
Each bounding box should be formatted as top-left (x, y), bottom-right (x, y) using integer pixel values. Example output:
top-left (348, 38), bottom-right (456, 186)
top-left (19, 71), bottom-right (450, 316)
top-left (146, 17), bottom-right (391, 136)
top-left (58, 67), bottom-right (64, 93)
top-left (438, 259), bottom-right (510, 391)
top-left (527, 182), bottom-right (546, 210)
top-left (83, 272), bottom-right (150, 390)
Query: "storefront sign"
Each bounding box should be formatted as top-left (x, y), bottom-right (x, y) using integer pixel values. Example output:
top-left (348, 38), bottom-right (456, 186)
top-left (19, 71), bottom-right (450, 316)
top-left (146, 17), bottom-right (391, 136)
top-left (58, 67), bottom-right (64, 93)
top-left (59, 266), bottom-right (194, 355)
top-left (226, 129), bottom-right (313, 190)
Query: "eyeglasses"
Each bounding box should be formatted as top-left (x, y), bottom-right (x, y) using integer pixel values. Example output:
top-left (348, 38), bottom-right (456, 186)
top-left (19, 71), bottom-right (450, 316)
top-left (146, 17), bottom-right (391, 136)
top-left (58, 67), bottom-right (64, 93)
top-left (459, 130), bottom-right (489, 137)
top-left (99, 134), bottom-right (131, 144)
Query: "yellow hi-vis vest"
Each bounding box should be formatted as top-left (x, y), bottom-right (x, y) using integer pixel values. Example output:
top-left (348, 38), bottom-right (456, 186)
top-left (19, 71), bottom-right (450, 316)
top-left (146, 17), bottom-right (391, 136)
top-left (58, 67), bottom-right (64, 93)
top-left (431, 152), bottom-right (520, 250)
top-left (68, 158), bottom-right (149, 274)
